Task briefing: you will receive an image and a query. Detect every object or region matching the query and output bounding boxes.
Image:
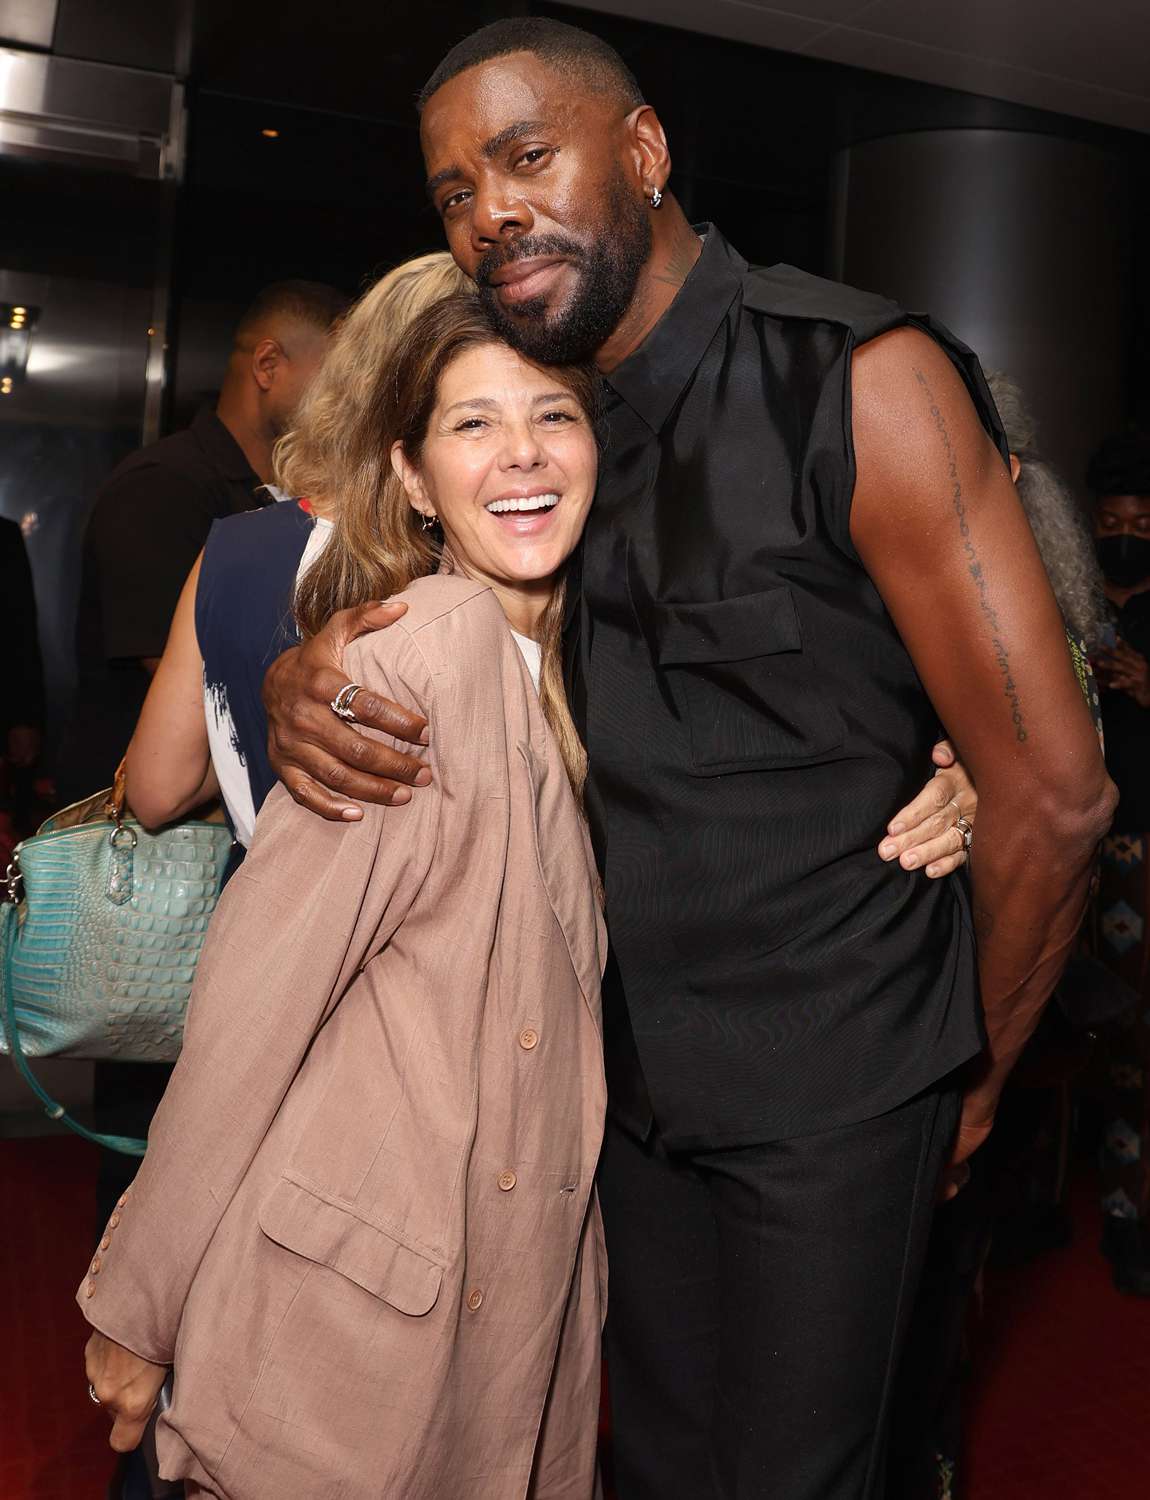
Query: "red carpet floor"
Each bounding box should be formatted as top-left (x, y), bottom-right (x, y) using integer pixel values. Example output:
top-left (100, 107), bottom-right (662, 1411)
top-left (959, 1171), bottom-right (1150, 1499)
top-left (2, 1136), bottom-right (1148, 1499)
top-left (1, 1137), bottom-right (116, 1500)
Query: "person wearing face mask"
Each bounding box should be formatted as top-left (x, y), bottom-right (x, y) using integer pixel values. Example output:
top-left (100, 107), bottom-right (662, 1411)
top-left (1087, 431), bottom-right (1150, 1293)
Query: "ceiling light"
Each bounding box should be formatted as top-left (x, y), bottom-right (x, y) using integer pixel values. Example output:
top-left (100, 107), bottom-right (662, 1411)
top-left (0, 303), bottom-right (40, 397)
top-left (261, 128), bottom-right (280, 139)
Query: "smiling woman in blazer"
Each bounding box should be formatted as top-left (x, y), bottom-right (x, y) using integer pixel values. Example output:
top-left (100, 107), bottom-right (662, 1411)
top-left (80, 294), bottom-right (608, 1500)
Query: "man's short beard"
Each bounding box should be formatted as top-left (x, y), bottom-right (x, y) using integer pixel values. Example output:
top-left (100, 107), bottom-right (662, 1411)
top-left (476, 174), bottom-right (651, 365)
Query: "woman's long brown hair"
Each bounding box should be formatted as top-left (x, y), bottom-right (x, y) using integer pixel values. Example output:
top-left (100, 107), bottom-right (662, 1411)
top-left (293, 292), bottom-right (600, 799)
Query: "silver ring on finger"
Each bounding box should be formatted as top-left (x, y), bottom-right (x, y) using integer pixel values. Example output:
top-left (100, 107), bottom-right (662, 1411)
top-left (955, 814), bottom-right (973, 855)
top-left (88, 1382), bottom-right (102, 1406)
top-left (329, 683), bottom-right (365, 724)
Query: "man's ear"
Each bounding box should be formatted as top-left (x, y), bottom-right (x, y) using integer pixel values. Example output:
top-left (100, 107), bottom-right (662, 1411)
top-left (625, 104), bottom-right (672, 197)
top-left (390, 440), bottom-right (431, 519)
top-left (252, 336), bottom-right (283, 392)
top-left (1009, 452), bottom-right (1022, 485)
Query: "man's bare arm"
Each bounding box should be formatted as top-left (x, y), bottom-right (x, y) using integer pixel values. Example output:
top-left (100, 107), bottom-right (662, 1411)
top-left (263, 602), bottom-right (431, 819)
top-left (850, 327), bottom-right (1116, 1171)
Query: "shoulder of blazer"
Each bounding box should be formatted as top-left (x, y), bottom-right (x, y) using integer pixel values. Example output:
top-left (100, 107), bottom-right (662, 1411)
top-left (347, 575), bottom-right (510, 694)
top-left (389, 573), bottom-right (498, 636)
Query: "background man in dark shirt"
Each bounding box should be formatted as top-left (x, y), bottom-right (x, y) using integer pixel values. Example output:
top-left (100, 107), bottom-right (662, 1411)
top-left (258, 20), bottom-right (1114, 1498)
top-left (58, 279), bottom-right (349, 807)
top-left (1087, 432), bottom-right (1150, 1293)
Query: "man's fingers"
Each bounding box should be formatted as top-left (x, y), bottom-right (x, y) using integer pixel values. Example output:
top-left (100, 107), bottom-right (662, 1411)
top-left (280, 740), bottom-right (426, 814)
top-left (271, 705), bottom-right (431, 791)
top-left (277, 659), bottom-right (428, 747)
top-left (938, 1161), bottom-right (972, 1202)
top-left (321, 600), bottom-right (409, 655)
top-left (343, 600), bottom-right (409, 642)
top-left (344, 686), bottom-right (429, 745)
top-left (283, 771), bottom-right (368, 821)
top-left (317, 725), bottom-right (430, 792)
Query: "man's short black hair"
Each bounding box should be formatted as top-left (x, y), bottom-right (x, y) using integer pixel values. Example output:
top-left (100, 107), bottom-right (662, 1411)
top-left (1086, 431), bottom-right (1150, 498)
top-left (418, 17), bottom-right (644, 114)
top-left (235, 280), bottom-right (350, 341)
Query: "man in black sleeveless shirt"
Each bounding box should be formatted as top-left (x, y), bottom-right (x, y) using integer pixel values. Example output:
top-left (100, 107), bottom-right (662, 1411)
top-left (262, 20), bottom-right (1115, 1499)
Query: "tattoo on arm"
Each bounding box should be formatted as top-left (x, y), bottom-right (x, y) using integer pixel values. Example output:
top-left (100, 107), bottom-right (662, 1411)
top-left (914, 367), bottom-right (1028, 743)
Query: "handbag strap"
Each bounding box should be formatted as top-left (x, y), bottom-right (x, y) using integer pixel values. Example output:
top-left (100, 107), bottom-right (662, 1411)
top-left (2, 905), bottom-right (147, 1157)
top-left (104, 758), bottom-right (129, 827)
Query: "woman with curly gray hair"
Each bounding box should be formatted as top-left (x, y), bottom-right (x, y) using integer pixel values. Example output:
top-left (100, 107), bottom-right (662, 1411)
top-left (987, 371), bottom-right (1110, 656)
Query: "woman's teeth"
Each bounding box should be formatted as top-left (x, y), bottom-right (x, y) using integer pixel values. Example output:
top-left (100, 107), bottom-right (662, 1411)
top-left (485, 494), bottom-right (560, 514)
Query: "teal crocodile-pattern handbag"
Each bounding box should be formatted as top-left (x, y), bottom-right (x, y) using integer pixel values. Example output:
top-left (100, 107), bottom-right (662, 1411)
top-left (1, 777), bottom-right (232, 1153)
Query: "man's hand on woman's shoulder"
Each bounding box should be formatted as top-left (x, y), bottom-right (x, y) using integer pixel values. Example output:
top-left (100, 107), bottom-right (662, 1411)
top-left (263, 600), bottom-right (431, 821)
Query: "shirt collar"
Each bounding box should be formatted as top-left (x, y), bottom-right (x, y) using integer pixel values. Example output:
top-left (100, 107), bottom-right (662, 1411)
top-left (190, 407), bottom-right (264, 488)
top-left (604, 224), bottom-right (746, 433)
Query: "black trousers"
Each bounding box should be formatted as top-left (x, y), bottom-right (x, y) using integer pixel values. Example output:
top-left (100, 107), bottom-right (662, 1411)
top-left (93, 1060), bottom-right (172, 1230)
top-left (598, 1083), bottom-right (960, 1500)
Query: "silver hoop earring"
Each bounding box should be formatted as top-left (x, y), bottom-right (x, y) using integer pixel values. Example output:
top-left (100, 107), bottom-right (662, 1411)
top-left (420, 512), bottom-right (438, 531)
top-left (649, 186), bottom-right (663, 209)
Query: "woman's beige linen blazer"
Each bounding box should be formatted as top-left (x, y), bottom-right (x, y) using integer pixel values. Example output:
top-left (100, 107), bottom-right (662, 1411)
top-left (78, 575), bottom-right (608, 1500)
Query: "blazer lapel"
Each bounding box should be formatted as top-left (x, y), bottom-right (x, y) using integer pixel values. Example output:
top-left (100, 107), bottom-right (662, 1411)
top-left (517, 741), bottom-right (603, 1031)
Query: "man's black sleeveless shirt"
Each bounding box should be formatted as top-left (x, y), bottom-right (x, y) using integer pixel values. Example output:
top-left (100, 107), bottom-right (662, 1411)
top-left (566, 226), bottom-right (1007, 1151)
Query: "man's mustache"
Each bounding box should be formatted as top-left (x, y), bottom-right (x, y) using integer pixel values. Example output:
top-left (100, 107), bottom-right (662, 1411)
top-left (475, 234), bottom-right (585, 288)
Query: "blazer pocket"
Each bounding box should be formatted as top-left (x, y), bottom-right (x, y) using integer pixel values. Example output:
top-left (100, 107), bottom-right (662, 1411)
top-left (649, 588), bottom-right (845, 773)
top-left (258, 1174), bottom-right (444, 1317)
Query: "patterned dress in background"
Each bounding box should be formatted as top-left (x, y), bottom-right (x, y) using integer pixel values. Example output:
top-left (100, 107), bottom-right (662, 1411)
top-left (1094, 591), bottom-right (1150, 1223)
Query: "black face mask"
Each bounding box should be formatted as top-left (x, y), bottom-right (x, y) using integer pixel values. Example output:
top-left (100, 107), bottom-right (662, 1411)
top-left (1096, 534), bottom-right (1150, 589)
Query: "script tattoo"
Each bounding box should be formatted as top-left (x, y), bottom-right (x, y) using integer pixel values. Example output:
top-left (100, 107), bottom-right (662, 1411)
top-left (914, 367), bottom-right (1028, 743)
top-left (651, 238), bottom-right (699, 290)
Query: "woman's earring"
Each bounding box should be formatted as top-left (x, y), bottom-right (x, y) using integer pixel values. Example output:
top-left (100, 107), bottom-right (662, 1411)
top-left (649, 186), bottom-right (663, 209)
top-left (420, 512), bottom-right (438, 532)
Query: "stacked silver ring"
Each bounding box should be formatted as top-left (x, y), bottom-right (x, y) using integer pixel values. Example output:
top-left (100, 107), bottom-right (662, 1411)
top-left (330, 683), bottom-right (365, 723)
top-left (955, 814), bottom-right (973, 855)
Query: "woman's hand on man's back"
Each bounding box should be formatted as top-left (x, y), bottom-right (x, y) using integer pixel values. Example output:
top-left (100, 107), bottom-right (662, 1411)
top-left (877, 738), bottom-right (977, 879)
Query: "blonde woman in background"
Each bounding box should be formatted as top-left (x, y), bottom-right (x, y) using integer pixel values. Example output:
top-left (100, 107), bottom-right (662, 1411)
top-left (124, 251), bottom-right (469, 850)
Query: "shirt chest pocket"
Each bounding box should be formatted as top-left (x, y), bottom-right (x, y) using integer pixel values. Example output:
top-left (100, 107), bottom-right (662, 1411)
top-left (648, 587), bottom-right (845, 774)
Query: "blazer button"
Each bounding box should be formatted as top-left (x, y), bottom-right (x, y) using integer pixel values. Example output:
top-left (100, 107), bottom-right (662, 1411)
top-left (90, 1255), bottom-right (102, 1275)
top-left (116, 1192), bottom-right (130, 1208)
top-left (108, 1213), bottom-right (121, 1229)
top-left (84, 1279), bottom-right (97, 1299)
top-left (498, 1171), bottom-right (517, 1192)
top-left (467, 1289), bottom-right (484, 1311)
top-left (518, 1028), bottom-right (539, 1051)
top-left (100, 1236), bottom-right (111, 1251)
